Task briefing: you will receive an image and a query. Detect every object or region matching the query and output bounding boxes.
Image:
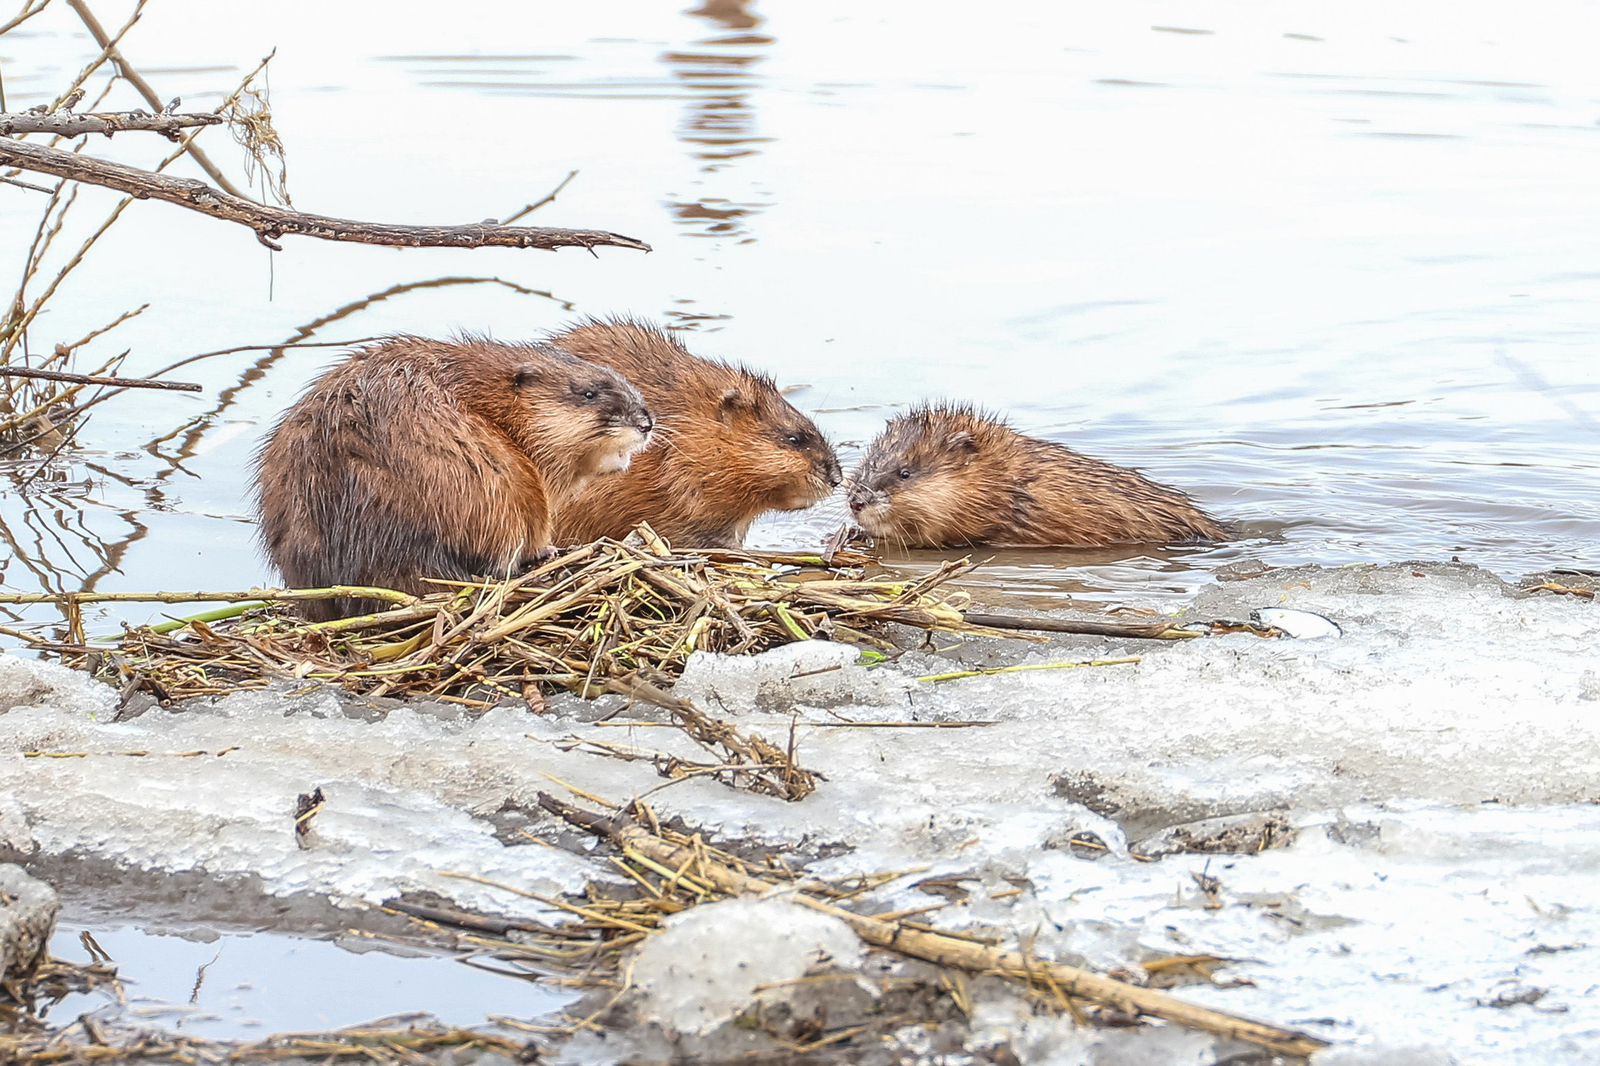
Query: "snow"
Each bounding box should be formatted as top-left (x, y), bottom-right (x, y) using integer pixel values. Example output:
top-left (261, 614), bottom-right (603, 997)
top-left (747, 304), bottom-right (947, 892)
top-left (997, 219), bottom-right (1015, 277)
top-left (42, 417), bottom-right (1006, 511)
top-left (1, 561), bottom-right (1597, 1062)
top-left (629, 897), bottom-right (862, 1035)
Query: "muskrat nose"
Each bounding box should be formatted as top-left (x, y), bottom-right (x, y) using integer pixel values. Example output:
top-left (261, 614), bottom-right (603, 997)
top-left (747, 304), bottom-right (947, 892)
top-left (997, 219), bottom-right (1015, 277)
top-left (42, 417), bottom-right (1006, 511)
top-left (825, 458), bottom-right (843, 487)
top-left (847, 492), bottom-right (866, 514)
top-left (636, 413), bottom-right (655, 435)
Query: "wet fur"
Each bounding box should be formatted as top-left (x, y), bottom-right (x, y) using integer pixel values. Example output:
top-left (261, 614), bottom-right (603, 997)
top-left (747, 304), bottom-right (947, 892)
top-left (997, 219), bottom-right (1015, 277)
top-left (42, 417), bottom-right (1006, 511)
top-left (549, 318), bottom-right (842, 547)
top-left (253, 336), bottom-right (652, 620)
top-left (847, 404), bottom-right (1228, 549)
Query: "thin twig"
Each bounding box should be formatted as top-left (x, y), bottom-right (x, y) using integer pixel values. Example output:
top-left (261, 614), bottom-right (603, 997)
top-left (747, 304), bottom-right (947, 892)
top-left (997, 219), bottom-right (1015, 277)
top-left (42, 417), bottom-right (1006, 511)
top-left (48, 0), bottom-right (147, 116)
top-left (916, 656), bottom-right (1142, 683)
top-left (0, 366), bottom-right (200, 391)
top-left (0, 586), bottom-right (416, 606)
top-left (0, 0), bottom-right (55, 38)
top-left (0, 174), bottom-right (56, 193)
top-left (501, 169), bottom-right (577, 225)
top-left (62, 0), bottom-right (245, 196)
top-left (1, 54), bottom-right (273, 362)
top-left (960, 611), bottom-right (1206, 641)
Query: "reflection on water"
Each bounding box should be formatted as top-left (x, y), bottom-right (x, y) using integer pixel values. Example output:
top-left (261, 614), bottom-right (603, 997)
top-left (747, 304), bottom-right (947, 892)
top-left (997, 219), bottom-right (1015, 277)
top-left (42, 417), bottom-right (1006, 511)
top-left (0, 469), bottom-right (148, 634)
top-left (663, 0), bottom-right (772, 240)
top-left (47, 924), bottom-right (567, 1039)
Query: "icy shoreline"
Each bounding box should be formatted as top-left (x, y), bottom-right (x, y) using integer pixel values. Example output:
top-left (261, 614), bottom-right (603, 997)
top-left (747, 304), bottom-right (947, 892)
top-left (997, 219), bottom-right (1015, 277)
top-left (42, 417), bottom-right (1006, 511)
top-left (2, 561), bottom-right (1597, 1063)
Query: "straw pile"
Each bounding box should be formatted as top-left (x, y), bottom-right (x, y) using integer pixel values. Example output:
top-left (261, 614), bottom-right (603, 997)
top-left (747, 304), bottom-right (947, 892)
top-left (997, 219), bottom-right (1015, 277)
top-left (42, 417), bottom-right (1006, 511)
top-left (70, 528), bottom-right (1013, 710)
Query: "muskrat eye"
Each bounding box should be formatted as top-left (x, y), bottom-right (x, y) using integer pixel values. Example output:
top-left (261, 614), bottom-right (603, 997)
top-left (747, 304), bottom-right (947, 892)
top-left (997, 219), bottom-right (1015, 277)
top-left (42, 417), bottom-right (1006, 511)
top-left (897, 467), bottom-right (912, 480)
top-left (583, 389), bottom-right (598, 400)
top-left (786, 433), bottom-right (802, 447)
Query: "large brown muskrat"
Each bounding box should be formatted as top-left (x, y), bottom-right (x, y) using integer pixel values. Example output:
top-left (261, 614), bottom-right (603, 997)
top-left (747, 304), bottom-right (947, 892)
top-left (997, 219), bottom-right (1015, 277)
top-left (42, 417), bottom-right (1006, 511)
top-left (549, 318), bottom-right (843, 547)
top-left (846, 404), bottom-right (1228, 549)
top-left (254, 336), bottom-right (654, 620)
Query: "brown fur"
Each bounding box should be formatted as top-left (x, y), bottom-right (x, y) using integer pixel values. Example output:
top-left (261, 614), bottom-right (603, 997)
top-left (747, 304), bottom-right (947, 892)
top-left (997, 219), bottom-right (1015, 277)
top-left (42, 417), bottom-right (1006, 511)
top-left (254, 336), bottom-right (653, 620)
top-left (548, 318), bottom-right (843, 547)
top-left (846, 404), bottom-right (1228, 549)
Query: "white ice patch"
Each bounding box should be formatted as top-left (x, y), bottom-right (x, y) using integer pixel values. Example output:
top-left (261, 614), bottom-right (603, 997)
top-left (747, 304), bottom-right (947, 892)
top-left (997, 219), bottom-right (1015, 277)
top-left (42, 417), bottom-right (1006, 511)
top-left (1312, 1045), bottom-right (1460, 1066)
top-left (970, 996), bottom-right (1228, 1065)
top-left (629, 897), bottom-right (861, 1035)
top-left (0, 655), bottom-right (118, 720)
top-left (677, 639), bottom-right (914, 710)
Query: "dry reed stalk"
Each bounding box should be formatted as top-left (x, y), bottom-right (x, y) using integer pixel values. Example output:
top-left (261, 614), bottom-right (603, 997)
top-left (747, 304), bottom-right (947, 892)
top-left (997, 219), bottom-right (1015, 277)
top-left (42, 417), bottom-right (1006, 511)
top-left (21, 535), bottom-right (988, 798)
top-left (536, 793), bottom-right (1331, 1059)
top-left (33, 539), bottom-right (932, 707)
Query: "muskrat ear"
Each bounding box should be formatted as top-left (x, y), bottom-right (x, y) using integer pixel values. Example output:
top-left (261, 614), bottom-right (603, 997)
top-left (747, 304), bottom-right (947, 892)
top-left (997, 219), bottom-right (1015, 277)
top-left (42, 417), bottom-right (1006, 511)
top-left (513, 365), bottom-right (541, 388)
top-left (718, 387), bottom-right (748, 422)
top-left (947, 430), bottom-right (978, 454)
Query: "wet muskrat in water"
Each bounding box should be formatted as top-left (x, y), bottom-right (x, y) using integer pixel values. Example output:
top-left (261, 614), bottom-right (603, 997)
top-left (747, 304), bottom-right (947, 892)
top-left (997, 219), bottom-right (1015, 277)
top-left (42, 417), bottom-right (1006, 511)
top-left (846, 403), bottom-right (1227, 549)
top-left (549, 318), bottom-right (842, 547)
top-left (254, 336), bottom-right (653, 619)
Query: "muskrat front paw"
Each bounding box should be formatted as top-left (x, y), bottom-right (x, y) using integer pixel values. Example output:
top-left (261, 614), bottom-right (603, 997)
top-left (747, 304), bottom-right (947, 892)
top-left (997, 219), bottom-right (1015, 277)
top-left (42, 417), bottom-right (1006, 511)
top-left (521, 545), bottom-right (560, 568)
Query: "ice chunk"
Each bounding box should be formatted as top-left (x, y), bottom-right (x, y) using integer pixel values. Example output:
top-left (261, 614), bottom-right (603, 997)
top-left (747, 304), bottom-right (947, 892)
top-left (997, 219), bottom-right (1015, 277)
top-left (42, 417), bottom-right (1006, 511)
top-left (0, 793), bottom-right (34, 862)
top-left (676, 640), bottom-right (914, 711)
top-left (1251, 606), bottom-right (1343, 638)
top-left (969, 999), bottom-right (1230, 1066)
top-left (0, 655), bottom-right (118, 719)
top-left (0, 863), bottom-right (59, 979)
top-left (629, 896), bottom-right (861, 1034)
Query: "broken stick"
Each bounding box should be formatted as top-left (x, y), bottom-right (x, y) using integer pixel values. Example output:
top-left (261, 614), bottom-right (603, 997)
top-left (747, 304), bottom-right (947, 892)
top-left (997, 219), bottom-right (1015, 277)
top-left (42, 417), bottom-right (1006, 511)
top-left (0, 366), bottom-right (201, 392)
top-left (0, 110), bottom-right (222, 138)
top-left (536, 793), bottom-right (1331, 1059)
top-left (0, 137), bottom-right (652, 253)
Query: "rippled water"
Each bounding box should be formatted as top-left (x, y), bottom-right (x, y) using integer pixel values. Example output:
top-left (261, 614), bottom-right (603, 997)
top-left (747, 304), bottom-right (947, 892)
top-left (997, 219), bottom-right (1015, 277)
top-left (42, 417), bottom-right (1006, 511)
top-left (3, 0), bottom-right (1599, 633)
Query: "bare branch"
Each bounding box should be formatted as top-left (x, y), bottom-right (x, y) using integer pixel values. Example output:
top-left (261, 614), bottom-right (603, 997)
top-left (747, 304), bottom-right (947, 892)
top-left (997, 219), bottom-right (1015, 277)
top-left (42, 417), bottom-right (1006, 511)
top-left (50, 0), bottom-right (146, 114)
top-left (0, 110), bottom-right (223, 138)
top-left (62, 0), bottom-right (247, 198)
top-left (0, 366), bottom-right (200, 392)
top-left (0, 0), bottom-right (54, 38)
top-left (501, 169), bottom-right (577, 225)
top-left (1, 174), bottom-right (56, 193)
top-left (0, 137), bottom-right (652, 253)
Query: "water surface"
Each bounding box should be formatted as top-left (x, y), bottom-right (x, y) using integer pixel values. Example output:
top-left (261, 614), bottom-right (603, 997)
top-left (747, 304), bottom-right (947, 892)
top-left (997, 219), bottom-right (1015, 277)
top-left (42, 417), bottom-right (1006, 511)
top-left (46, 924), bottom-right (565, 1038)
top-left (3, 0), bottom-right (1599, 634)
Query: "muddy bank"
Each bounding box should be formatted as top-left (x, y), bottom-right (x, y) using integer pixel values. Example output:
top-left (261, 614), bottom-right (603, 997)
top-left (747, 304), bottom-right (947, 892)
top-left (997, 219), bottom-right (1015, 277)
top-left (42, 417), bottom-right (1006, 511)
top-left (1, 561), bottom-right (1597, 1063)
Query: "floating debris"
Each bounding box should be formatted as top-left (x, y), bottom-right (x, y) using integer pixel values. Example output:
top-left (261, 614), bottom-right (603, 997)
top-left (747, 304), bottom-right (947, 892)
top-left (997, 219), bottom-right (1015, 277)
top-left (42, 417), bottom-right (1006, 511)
top-left (1250, 607), bottom-right (1343, 639)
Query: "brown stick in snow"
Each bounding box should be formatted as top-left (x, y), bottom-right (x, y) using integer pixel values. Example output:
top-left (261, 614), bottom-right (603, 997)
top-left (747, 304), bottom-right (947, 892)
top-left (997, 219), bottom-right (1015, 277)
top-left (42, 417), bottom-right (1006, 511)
top-left (535, 794), bottom-right (1332, 1059)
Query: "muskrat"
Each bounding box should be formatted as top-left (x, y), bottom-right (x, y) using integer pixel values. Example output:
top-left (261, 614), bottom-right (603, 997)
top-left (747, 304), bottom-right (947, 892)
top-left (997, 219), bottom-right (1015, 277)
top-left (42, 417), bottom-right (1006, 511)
top-left (846, 404), bottom-right (1228, 549)
top-left (253, 336), bottom-right (654, 620)
top-left (548, 318), bottom-right (843, 547)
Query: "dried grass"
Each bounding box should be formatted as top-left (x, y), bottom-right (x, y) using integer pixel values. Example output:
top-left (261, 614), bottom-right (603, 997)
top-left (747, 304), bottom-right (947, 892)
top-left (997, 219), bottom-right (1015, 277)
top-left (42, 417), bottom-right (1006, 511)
top-left (62, 529), bottom-right (1014, 708)
top-left (7, 527), bottom-right (1029, 801)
